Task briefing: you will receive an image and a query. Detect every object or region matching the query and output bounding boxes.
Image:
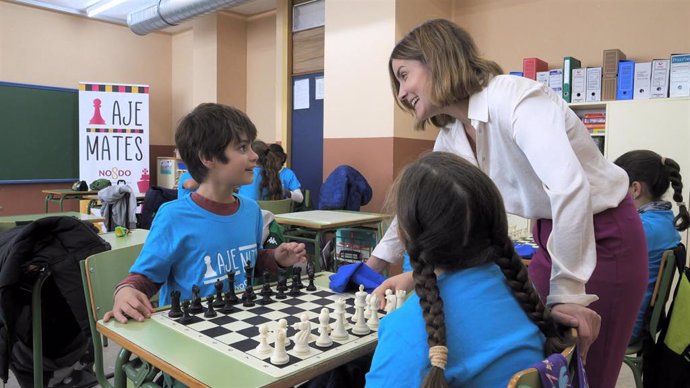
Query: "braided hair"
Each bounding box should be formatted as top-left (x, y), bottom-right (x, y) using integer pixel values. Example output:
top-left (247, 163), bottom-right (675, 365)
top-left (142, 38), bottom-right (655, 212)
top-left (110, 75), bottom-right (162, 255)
top-left (614, 150), bottom-right (690, 231)
top-left (394, 152), bottom-right (572, 388)
top-left (253, 140), bottom-right (283, 200)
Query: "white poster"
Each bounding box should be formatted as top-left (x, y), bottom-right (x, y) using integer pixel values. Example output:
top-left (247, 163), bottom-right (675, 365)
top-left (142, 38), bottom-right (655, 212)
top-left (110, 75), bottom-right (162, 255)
top-left (293, 78), bottom-right (310, 110)
top-left (79, 82), bottom-right (150, 195)
top-left (315, 76), bottom-right (324, 100)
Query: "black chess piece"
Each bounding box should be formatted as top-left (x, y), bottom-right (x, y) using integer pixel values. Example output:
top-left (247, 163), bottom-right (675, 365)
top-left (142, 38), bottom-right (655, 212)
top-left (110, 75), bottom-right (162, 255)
top-left (242, 286), bottom-right (255, 307)
top-left (277, 270), bottom-right (288, 292)
top-left (227, 270), bottom-right (236, 289)
top-left (289, 274), bottom-right (301, 297)
top-left (168, 290), bottom-right (183, 318)
top-left (213, 279), bottom-right (224, 307)
top-left (189, 285), bottom-right (203, 314)
top-left (259, 290), bottom-right (273, 305)
top-left (179, 300), bottom-right (193, 325)
top-left (261, 271), bottom-right (273, 297)
top-left (244, 262), bottom-right (254, 284)
top-left (247, 282), bottom-right (257, 300)
top-left (294, 266), bottom-right (305, 288)
top-left (275, 282), bottom-right (287, 300)
top-left (204, 296), bottom-right (217, 318)
top-left (306, 261), bottom-right (317, 291)
top-left (219, 291), bottom-right (235, 314)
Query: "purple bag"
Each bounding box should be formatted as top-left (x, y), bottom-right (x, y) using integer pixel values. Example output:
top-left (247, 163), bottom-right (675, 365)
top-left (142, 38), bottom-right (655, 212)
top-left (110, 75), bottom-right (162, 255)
top-left (531, 346), bottom-right (589, 388)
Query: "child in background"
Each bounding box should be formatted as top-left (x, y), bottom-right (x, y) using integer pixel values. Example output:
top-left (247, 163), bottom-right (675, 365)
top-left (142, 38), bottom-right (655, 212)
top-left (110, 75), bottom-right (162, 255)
top-left (269, 143), bottom-right (304, 204)
top-left (614, 150), bottom-right (690, 342)
top-left (104, 103), bottom-right (307, 324)
top-left (365, 152), bottom-right (571, 388)
top-left (177, 170), bottom-right (198, 198)
top-left (238, 140), bottom-right (285, 201)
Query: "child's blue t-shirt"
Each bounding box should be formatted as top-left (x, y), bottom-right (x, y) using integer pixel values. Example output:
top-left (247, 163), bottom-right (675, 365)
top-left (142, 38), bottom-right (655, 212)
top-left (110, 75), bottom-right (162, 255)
top-left (279, 168), bottom-right (301, 191)
top-left (631, 209), bottom-right (680, 340)
top-left (129, 194), bottom-right (263, 306)
top-left (177, 171), bottom-right (195, 199)
top-left (365, 264), bottom-right (544, 388)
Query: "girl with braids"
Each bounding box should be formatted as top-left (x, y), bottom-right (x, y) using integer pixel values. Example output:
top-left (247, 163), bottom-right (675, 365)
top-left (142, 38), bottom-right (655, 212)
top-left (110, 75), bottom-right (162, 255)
top-left (268, 143), bottom-right (304, 204)
top-left (614, 150), bottom-right (690, 342)
top-left (365, 152), bottom-right (570, 387)
top-left (367, 18), bottom-right (648, 388)
top-left (238, 140), bottom-right (285, 201)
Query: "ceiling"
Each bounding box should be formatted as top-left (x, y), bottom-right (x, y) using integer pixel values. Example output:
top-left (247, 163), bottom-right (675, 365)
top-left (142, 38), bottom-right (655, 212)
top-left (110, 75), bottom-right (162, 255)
top-left (10, 0), bottom-right (277, 32)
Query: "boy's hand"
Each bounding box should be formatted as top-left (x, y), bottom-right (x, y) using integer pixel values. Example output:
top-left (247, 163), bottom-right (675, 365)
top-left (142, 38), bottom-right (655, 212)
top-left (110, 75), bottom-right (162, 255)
top-left (372, 272), bottom-right (414, 309)
top-left (103, 286), bottom-right (155, 324)
top-left (275, 242), bottom-right (307, 267)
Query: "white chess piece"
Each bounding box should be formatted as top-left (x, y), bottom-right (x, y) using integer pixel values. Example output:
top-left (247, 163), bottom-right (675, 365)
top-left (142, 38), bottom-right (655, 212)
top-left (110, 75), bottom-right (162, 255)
top-left (203, 255), bottom-right (218, 278)
top-left (270, 327), bottom-right (289, 365)
top-left (315, 308), bottom-right (333, 347)
top-left (278, 318), bottom-right (291, 347)
top-left (255, 323), bottom-right (272, 355)
top-left (352, 285), bottom-right (370, 335)
top-left (364, 294), bottom-right (372, 319)
top-left (331, 298), bottom-right (348, 340)
top-left (384, 289), bottom-right (397, 314)
top-left (395, 290), bottom-right (407, 310)
top-left (292, 314), bottom-right (311, 355)
top-left (367, 294), bottom-right (380, 329)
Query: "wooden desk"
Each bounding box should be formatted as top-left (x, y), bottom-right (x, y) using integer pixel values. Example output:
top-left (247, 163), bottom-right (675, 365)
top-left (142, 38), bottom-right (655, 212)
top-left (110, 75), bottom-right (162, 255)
top-left (99, 228), bottom-right (149, 250)
top-left (42, 189), bottom-right (99, 212)
top-left (274, 210), bottom-right (389, 230)
top-left (0, 211), bottom-right (105, 224)
top-left (97, 272), bottom-right (378, 387)
top-left (82, 194), bottom-right (145, 216)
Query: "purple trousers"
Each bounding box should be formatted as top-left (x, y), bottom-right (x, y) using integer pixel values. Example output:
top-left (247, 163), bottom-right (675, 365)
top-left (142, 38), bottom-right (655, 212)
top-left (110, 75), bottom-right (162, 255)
top-left (527, 195), bottom-right (648, 388)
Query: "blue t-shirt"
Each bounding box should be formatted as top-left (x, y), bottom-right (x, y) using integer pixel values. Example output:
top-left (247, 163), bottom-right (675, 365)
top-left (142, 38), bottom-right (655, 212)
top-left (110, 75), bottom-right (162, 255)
top-left (279, 168), bottom-right (301, 191)
top-left (130, 194), bottom-right (263, 306)
top-left (177, 171), bottom-right (196, 199)
top-left (631, 208), bottom-right (680, 340)
top-left (366, 264), bottom-right (544, 388)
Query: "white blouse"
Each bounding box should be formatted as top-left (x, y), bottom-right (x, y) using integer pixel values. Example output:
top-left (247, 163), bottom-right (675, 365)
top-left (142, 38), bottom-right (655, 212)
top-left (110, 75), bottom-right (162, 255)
top-left (373, 75), bottom-right (629, 306)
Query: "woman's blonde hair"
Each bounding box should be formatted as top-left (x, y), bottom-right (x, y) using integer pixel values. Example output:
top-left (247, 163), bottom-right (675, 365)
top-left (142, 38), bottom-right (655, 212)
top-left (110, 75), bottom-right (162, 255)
top-left (389, 19), bottom-right (503, 129)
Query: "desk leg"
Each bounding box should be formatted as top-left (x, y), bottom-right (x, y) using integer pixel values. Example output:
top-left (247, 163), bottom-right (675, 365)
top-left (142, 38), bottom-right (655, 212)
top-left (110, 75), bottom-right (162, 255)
top-left (44, 194), bottom-right (53, 213)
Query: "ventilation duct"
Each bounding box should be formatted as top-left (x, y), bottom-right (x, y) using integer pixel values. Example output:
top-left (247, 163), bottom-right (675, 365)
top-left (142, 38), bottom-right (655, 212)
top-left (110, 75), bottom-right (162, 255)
top-left (127, 0), bottom-right (253, 35)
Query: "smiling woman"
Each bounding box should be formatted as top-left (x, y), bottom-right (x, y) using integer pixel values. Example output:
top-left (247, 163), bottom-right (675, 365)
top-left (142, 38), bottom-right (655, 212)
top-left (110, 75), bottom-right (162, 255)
top-left (367, 18), bottom-right (648, 388)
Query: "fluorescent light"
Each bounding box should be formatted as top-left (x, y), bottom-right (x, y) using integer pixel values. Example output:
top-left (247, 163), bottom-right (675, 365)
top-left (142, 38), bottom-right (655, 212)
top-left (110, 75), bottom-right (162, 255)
top-left (86, 0), bottom-right (129, 17)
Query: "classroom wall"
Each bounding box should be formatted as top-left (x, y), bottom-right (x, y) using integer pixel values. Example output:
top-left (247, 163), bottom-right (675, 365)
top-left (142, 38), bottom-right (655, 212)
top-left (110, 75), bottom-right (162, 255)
top-left (172, 30), bottom-right (193, 137)
top-left (0, 1), bottom-right (173, 215)
top-left (247, 12), bottom-right (278, 142)
top-left (452, 0), bottom-right (690, 73)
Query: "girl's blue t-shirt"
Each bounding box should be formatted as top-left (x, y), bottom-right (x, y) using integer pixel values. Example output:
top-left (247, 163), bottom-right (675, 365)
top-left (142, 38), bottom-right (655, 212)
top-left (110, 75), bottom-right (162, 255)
top-left (130, 194), bottom-right (263, 306)
top-left (366, 264), bottom-right (544, 388)
top-left (279, 168), bottom-right (301, 191)
top-left (177, 171), bottom-right (195, 198)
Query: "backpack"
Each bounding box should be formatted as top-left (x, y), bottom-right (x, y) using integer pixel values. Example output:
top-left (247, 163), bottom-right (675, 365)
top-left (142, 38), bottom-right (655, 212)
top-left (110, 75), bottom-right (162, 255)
top-left (71, 180), bottom-right (88, 191)
top-left (137, 186), bottom-right (178, 229)
top-left (89, 179), bottom-right (112, 191)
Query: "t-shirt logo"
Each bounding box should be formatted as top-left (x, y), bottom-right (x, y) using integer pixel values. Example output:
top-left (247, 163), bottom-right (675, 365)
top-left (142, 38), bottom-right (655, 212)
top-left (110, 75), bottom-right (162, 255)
top-left (202, 243), bottom-right (258, 286)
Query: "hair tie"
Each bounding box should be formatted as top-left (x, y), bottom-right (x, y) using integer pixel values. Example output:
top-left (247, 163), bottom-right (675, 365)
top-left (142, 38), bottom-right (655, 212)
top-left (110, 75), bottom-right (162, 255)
top-left (429, 345), bottom-right (448, 370)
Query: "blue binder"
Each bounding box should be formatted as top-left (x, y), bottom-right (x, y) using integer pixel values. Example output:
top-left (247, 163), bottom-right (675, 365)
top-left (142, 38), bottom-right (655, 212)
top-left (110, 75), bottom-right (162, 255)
top-left (616, 60), bottom-right (635, 100)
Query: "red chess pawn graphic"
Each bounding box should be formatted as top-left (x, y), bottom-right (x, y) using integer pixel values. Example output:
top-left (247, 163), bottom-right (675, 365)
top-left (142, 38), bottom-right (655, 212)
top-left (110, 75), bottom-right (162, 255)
top-left (89, 98), bottom-right (106, 125)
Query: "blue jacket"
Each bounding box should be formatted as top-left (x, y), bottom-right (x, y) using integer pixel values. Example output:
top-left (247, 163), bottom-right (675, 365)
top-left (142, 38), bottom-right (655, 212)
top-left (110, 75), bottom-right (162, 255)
top-left (318, 165), bottom-right (372, 211)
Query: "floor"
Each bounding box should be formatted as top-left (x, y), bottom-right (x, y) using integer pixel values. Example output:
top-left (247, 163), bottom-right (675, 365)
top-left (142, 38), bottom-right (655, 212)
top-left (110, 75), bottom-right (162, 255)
top-left (3, 341), bottom-right (637, 388)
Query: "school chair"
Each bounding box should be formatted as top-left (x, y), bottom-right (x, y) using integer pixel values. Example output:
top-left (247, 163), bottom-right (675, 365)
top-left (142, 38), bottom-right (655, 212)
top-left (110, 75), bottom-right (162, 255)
top-left (622, 246), bottom-right (683, 388)
top-left (257, 198), bottom-right (293, 215)
top-left (507, 328), bottom-right (578, 388)
top-left (0, 221), bottom-right (15, 233)
top-left (80, 244), bottom-right (161, 388)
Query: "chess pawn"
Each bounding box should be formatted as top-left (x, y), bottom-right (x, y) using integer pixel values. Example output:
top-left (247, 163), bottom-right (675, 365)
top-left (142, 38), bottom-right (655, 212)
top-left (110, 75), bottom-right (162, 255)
top-left (331, 298), bottom-right (348, 341)
top-left (204, 296), bottom-right (217, 318)
top-left (190, 285), bottom-right (204, 314)
top-left (315, 308), bottom-right (333, 348)
top-left (292, 314), bottom-right (311, 355)
top-left (270, 327), bottom-right (289, 365)
top-left (384, 289), bottom-right (397, 314)
top-left (255, 323), bottom-right (272, 355)
top-left (367, 294), bottom-right (380, 329)
top-left (178, 300), bottom-right (193, 325)
top-left (168, 290), bottom-right (183, 318)
top-left (364, 294), bottom-right (372, 319)
top-left (278, 319), bottom-right (291, 347)
top-left (395, 289), bottom-right (407, 309)
top-left (213, 279), bottom-right (225, 307)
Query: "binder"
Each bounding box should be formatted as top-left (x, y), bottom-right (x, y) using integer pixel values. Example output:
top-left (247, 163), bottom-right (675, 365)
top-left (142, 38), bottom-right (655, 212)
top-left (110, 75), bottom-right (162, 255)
top-left (586, 67), bottom-right (602, 102)
top-left (523, 58), bottom-right (548, 80)
top-left (549, 69), bottom-right (563, 98)
top-left (651, 59), bottom-right (670, 98)
top-left (633, 62), bottom-right (652, 100)
top-left (603, 49), bottom-right (626, 76)
top-left (536, 71), bottom-right (550, 87)
top-left (602, 76), bottom-right (617, 101)
top-left (571, 68), bottom-right (587, 103)
top-left (616, 60), bottom-right (635, 100)
top-left (563, 57), bottom-right (582, 102)
top-left (669, 54), bottom-right (690, 98)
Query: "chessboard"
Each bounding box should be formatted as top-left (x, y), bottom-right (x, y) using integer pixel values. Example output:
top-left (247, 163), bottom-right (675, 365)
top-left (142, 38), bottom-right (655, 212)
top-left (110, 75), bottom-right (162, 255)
top-left (152, 283), bottom-right (386, 378)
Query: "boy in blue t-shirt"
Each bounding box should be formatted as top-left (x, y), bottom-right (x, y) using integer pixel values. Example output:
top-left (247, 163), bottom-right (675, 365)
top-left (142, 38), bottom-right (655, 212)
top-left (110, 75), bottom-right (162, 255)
top-left (105, 103), bottom-right (307, 324)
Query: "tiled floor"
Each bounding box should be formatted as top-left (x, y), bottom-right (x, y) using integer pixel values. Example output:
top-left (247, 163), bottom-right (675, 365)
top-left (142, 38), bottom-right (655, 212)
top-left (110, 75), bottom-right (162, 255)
top-left (4, 341), bottom-right (638, 388)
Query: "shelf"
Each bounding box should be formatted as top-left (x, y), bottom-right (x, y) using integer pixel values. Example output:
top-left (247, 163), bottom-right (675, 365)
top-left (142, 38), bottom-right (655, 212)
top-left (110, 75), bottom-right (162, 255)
top-left (590, 133), bottom-right (605, 137)
top-left (569, 96), bottom-right (690, 110)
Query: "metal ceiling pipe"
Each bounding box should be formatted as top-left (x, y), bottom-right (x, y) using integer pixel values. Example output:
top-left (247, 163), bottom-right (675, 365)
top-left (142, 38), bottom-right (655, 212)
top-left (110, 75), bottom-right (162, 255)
top-left (128, 0), bottom-right (253, 35)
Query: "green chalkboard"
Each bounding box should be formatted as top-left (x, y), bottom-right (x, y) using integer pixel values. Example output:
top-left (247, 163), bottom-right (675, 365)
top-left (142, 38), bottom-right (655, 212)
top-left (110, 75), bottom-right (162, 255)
top-left (0, 82), bottom-right (79, 183)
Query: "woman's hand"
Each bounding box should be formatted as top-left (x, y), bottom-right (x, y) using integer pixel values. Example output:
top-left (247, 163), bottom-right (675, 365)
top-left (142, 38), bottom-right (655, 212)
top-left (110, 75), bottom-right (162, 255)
top-left (372, 272), bottom-right (414, 309)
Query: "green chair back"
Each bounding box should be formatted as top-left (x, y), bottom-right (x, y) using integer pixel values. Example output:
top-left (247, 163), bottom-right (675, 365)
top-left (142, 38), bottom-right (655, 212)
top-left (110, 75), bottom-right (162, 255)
top-left (257, 198), bottom-right (293, 215)
top-left (303, 189), bottom-right (311, 210)
top-left (0, 221), bottom-right (16, 233)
